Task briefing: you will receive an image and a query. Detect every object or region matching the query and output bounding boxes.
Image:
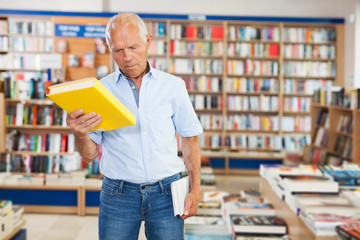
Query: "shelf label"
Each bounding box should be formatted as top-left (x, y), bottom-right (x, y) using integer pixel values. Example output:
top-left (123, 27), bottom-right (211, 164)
top-left (55, 24), bottom-right (106, 38)
top-left (188, 15), bottom-right (207, 21)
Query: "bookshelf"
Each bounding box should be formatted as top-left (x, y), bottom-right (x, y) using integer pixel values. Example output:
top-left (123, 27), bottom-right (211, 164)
top-left (306, 94), bottom-right (359, 164)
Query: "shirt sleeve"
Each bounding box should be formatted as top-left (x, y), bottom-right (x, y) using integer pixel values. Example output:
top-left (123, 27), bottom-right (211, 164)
top-left (88, 131), bottom-right (103, 145)
top-left (172, 80), bottom-right (203, 137)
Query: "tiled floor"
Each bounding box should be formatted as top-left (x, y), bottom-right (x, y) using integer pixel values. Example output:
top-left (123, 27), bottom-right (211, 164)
top-left (23, 175), bottom-right (261, 240)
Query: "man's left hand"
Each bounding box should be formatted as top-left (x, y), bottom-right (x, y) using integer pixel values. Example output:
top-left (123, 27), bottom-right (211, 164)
top-left (180, 190), bottom-right (200, 220)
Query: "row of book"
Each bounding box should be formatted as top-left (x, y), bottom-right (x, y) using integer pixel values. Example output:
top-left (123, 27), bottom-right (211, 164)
top-left (283, 44), bottom-right (336, 59)
top-left (148, 57), bottom-right (168, 72)
top-left (198, 114), bottom-right (224, 130)
top-left (149, 38), bottom-right (334, 60)
top-left (0, 53), bottom-right (46, 70)
top-left (227, 95), bottom-right (279, 111)
top-left (0, 20), bottom-right (7, 34)
top-left (282, 27), bottom-right (337, 43)
top-left (227, 43), bottom-right (280, 58)
top-left (226, 60), bottom-right (279, 76)
top-left (313, 86), bottom-right (357, 109)
top-left (337, 115), bottom-right (353, 134)
top-left (170, 40), bottom-right (224, 57)
top-left (0, 36), bottom-right (8, 51)
top-left (199, 114), bottom-right (311, 133)
top-left (313, 127), bottom-right (329, 148)
top-left (0, 169), bottom-right (103, 187)
top-left (6, 103), bottom-right (67, 127)
top-left (0, 153), bottom-right (82, 175)
top-left (0, 200), bottom-right (24, 239)
top-left (9, 36), bottom-right (53, 52)
top-left (228, 26), bottom-right (280, 42)
top-left (190, 95), bottom-right (223, 110)
top-left (316, 109), bottom-right (329, 127)
top-left (148, 39), bottom-right (167, 55)
top-left (199, 133), bottom-right (310, 152)
top-left (283, 78), bottom-right (333, 95)
top-left (184, 76), bottom-right (223, 92)
top-left (281, 116), bottom-right (311, 132)
top-left (3, 75), bottom-right (51, 100)
top-left (170, 59), bottom-right (223, 74)
top-left (146, 22), bottom-right (166, 37)
top-left (282, 96), bottom-right (311, 112)
top-left (283, 135), bottom-right (311, 152)
top-left (5, 131), bottom-right (75, 154)
top-left (303, 147), bottom-right (342, 165)
top-left (282, 61), bottom-right (336, 77)
top-left (199, 134), bottom-right (283, 150)
top-left (8, 19), bottom-right (53, 35)
top-left (226, 115), bottom-right (279, 131)
top-left (334, 135), bottom-right (352, 159)
top-left (226, 77), bottom-right (279, 93)
top-left (169, 25), bottom-right (224, 40)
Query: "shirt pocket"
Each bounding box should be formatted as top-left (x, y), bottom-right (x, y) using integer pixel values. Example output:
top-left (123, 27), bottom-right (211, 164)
top-left (152, 103), bottom-right (175, 138)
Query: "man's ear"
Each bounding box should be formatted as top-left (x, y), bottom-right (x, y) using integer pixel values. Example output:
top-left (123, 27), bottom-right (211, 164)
top-left (146, 34), bottom-right (152, 49)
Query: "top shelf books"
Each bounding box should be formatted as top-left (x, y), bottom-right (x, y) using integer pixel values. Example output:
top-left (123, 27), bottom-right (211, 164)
top-left (282, 27), bottom-right (337, 43)
top-left (8, 19), bottom-right (53, 36)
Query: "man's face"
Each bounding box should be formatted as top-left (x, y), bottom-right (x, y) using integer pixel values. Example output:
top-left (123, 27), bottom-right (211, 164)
top-left (109, 24), bottom-right (151, 79)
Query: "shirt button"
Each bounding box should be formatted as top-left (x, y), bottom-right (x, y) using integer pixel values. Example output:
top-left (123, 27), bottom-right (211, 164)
top-left (132, 86), bottom-right (135, 90)
top-left (143, 132), bottom-right (146, 136)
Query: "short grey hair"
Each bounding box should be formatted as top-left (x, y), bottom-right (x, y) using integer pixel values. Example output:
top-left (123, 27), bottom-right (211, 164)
top-left (105, 13), bottom-right (148, 51)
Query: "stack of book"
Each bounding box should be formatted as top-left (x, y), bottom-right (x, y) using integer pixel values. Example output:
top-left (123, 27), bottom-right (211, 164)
top-left (221, 192), bottom-right (288, 240)
top-left (12, 205), bottom-right (24, 229)
top-left (0, 173), bottom-right (45, 186)
top-left (336, 223), bottom-right (360, 240)
top-left (0, 200), bottom-right (14, 239)
top-left (319, 164), bottom-right (360, 189)
top-left (185, 191), bottom-right (231, 240)
top-left (230, 215), bottom-right (288, 240)
top-left (200, 167), bottom-right (216, 190)
top-left (45, 170), bottom-right (87, 186)
top-left (294, 194), bottom-right (360, 236)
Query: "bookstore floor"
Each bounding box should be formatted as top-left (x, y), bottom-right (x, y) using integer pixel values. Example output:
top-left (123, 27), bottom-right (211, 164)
top-left (23, 175), bottom-right (260, 240)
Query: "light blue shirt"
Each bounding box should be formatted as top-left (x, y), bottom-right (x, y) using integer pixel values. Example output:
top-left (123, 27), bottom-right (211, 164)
top-left (88, 63), bottom-right (203, 184)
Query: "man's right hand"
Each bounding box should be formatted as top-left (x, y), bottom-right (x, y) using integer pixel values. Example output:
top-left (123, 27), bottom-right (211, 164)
top-left (66, 109), bottom-right (102, 138)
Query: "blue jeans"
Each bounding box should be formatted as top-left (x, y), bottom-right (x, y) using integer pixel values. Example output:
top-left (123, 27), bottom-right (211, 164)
top-left (99, 173), bottom-right (184, 240)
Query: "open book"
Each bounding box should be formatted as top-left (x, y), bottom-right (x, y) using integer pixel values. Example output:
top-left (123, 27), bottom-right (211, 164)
top-left (47, 78), bottom-right (136, 132)
top-left (171, 176), bottom-right (190, 216)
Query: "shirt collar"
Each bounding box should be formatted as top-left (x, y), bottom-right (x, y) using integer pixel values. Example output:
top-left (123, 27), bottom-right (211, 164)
top-left (115, 61), bottom-right (157, 84)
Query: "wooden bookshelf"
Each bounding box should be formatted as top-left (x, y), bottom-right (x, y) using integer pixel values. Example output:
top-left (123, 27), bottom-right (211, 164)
top-left (306, 98), bottom-right (358, 164)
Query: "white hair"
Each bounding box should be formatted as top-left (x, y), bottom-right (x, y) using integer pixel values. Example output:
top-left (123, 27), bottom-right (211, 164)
top-left (105, 13), bottom-right (148, 51)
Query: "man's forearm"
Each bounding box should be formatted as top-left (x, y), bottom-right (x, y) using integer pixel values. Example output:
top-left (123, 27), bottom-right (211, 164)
top-left (182, 136), bottom-right (201, 192)
top-left (75, 135), bottom-right (99, 163)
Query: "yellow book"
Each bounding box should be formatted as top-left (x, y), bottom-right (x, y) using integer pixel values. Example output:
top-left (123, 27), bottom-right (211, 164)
top-left (46, 78), bottom-right (136, 132)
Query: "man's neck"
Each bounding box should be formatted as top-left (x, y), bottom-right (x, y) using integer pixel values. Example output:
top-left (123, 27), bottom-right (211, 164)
top-left (122, 63), bottom-right (150, 90)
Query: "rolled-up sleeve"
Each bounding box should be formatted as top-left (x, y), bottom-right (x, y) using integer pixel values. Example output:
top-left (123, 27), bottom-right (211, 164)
top-left (88, 131), bottom-right (103, 145)
top-left (172, 80), bottom-right (203, 137)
